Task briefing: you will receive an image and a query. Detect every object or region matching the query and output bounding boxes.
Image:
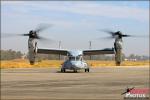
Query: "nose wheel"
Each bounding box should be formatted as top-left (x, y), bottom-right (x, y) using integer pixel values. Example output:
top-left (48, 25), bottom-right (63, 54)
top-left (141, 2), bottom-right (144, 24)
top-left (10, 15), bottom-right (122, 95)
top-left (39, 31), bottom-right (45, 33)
top-left (61, 68), bottom-right (66, 73)
top-left (73, 69), bottom-right (77, 73)
top-left (85, 68), bottom-right (89, 72)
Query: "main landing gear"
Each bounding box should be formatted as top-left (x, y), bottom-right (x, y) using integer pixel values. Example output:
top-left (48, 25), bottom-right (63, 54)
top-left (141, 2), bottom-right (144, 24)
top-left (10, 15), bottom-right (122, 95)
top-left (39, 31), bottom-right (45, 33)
top-left (61, 68), bottom-right (66, 73)
top-left (61, 68), bottom-right (90, 73)
top-left (85, 68), bottom-right (89, 72)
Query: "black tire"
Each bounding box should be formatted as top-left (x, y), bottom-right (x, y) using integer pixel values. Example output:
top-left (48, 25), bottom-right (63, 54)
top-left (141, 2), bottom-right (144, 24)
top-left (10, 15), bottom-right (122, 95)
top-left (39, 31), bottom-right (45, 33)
top-left (61, 68), bottom-right (63, 72)
top-left (87, 68), bottom-right (89, 72)
top-left (85, 68), bottom-right (89, 72)
top-left (63, 68), bottom-right (66, 72)
top-left (61, 68), bottom-right (65, 73)
top-left (74, 69), bottom-right (77, 73)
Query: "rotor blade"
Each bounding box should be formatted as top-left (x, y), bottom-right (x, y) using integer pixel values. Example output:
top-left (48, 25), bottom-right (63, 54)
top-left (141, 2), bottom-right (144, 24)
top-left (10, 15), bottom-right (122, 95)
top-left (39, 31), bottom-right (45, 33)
top-left (36, 36), bottom-right (56, 45)
top-left (122, 34), bottom-right (131, 37)
top-left (36, 35), bottom-right (54, 41)
top-left (122, 34), bottom-right (149, 38)
top-left (2, 33), bottom-right (28, 38)
top-left (34, 23), bottom-right (53, 33)
top-left (96, 36), bottom-right (114, 40)
top-left (95, 30), bottom-right (115, 41)
top-left (99, 29), bottom-right (116, 36)
top-left (22, 33), bottom-right (30, 36)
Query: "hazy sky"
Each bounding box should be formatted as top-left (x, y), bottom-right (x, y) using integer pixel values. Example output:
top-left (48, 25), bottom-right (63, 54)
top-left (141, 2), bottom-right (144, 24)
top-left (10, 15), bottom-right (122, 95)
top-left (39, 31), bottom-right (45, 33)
top-left (1, 1), bottom-right (149, 56)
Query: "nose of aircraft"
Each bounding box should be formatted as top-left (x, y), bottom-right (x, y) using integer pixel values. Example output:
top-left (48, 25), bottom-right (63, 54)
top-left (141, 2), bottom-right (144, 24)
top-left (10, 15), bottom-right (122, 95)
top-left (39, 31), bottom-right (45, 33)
top-left (71, 61), bottom-right (79, 68)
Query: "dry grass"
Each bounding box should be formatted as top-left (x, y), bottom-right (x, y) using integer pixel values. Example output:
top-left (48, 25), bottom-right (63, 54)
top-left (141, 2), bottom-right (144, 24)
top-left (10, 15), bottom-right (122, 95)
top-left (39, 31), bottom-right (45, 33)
top-left (0, 59), bottom-right (63, 69)
top-left (0, 59), bottom-right (149, 69)
top-left (87, 60), bottom-right (149, 67)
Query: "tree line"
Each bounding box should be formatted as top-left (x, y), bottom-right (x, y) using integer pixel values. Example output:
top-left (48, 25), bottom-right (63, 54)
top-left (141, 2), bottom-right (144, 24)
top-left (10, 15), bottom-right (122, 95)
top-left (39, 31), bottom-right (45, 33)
top-left (0, 49), bottom-right (24, 60)
top-left (0, 49), bottom-right (149, 61)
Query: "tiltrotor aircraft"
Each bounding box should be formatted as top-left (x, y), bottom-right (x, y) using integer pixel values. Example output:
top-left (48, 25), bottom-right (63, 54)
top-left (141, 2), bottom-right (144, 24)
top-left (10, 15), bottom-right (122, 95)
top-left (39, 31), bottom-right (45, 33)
top-left (3, 24), bottom-right (144, 72)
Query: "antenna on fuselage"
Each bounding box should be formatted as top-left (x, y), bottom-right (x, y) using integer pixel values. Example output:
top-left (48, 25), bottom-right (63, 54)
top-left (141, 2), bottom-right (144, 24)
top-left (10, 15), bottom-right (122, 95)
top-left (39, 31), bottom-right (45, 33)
top-left (89, 41), bottom-right (92, 49)
top-left (59, 41), bottom-right (61, 49)
top-left (89, 41), bottom-right (92, 60)
top-left (59, 41), bottom-right (61, 60)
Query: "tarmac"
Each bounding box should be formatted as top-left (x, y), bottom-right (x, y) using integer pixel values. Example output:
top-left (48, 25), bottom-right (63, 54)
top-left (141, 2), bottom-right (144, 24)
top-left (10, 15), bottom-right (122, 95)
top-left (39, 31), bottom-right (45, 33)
top-left (1, 66), bottom-right (149, 100)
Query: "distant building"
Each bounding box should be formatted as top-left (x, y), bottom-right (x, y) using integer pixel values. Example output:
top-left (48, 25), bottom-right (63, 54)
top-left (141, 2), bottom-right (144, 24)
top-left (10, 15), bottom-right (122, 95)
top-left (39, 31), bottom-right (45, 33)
top-left (124, 58), bottom-right (137, 61)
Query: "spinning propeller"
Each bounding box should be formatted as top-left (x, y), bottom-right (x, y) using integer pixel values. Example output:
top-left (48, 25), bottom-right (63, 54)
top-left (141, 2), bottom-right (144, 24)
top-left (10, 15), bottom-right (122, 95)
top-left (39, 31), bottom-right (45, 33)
top-left (2, 24), bottom-right (53, 42)
top-left (98, 29), bottom-right (148, 39)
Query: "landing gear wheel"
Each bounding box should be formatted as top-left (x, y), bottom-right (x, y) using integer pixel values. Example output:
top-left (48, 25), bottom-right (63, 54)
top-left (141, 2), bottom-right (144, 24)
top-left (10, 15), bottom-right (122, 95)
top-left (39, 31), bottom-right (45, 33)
top-left (87, 68), bottom-right (89, 72)
top-left (74, 69), bottom-right (77, 73)
top-left (61, 68), bottom-right (66, 73)
top-left (61, 68), bottom-right (63, 72)
top-left (85, 68), bottom-right (89, 72)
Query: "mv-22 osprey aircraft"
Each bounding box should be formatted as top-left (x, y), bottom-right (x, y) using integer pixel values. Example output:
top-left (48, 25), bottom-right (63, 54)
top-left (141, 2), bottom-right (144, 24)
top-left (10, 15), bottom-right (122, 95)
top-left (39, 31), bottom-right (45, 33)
top-left (5, 24), bottom-right (137, 72)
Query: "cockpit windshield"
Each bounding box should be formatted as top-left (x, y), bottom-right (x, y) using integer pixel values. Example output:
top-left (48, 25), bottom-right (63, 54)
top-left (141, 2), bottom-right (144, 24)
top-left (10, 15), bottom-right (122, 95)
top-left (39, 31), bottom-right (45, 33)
top-left (69, 57), bottom-right (76, 61)
top-left (69, 56), bottom-right (82, 61)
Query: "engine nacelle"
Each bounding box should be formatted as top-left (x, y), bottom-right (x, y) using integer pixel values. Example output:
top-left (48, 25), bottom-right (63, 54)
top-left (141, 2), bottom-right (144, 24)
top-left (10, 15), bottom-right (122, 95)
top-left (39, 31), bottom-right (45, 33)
top-left (114, 38), bottom-right (123, 66)
top-left (28, 38), bottom-right (37, 65)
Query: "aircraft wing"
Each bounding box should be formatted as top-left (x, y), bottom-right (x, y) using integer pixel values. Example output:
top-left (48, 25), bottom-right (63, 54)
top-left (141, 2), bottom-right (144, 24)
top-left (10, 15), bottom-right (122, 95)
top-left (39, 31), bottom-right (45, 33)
top-left (83, 48), bottom-right (114, 55)
top-left (37, 48), bottom-right (68, 55)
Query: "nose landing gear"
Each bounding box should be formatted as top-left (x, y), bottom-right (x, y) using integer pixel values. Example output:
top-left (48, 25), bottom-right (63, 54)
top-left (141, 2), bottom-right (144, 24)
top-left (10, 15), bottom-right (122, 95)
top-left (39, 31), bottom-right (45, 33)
top-left (61, 68), bottom-right (66, 73)
top-left (73, 69), bottom-right (77, 73)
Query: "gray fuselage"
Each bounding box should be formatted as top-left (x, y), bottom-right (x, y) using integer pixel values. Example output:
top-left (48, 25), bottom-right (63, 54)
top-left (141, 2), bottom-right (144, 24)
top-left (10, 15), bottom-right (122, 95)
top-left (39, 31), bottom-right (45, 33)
top-left (62, 56), bottom-right (88, 70)
top-left (61, 50), bottom-right (89, 71)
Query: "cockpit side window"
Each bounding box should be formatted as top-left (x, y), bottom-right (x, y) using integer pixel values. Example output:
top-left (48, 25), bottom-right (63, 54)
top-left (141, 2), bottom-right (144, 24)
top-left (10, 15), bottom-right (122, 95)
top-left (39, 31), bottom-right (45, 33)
top-left (76, 56), bottom-right (80, 60)
top-left (69, 56), bottom-right (75, 61)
